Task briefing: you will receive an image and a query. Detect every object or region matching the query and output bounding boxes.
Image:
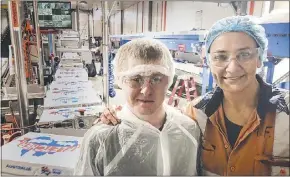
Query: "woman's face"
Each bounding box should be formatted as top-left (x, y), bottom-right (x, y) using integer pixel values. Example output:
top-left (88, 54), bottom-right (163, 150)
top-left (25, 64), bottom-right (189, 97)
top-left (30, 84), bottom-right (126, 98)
top-left (209, 32), bottom-right (261, 93)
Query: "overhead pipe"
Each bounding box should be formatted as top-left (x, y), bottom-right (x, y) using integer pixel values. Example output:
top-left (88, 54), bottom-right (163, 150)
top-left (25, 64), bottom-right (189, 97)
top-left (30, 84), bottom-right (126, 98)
top-left (8, 0), bottom-right (30, 134)
top-left (142, 1), bottom-right (144, 32)
top-left (107, 1), bottom-right (117, 21)
top-left (136, 2), bottom-right (139, 33)
top-left (76, 2), bottom-right (81, 46)
top-left (148, 1), bottom-right (153, 32)
top-left (239, 1), bottom-right (248, 15)
top-left (269, 1), bottom-right (275, 13)
top-left (33, 0), bottom-right (44, 86)
top-left (121, 10), bottom-right (124, 34)
top-left (161, 1), bottom-right (163, 31)
top-left (102, 1), bottom-right (109, 107)
top-left (156, 2), bottom-right (159, 31)
top-left (231, 1), bottom-right (248, 16)
top-left (88, 10), bottom-right (93, 43)
top-left (249, 1), bottom-right (255, 15)
top-left (163, 1), bottom-right (167, 31)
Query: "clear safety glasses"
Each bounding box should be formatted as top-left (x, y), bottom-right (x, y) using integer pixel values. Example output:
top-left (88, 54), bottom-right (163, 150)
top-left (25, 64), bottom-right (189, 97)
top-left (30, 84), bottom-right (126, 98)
top-left (209, 47), bottom-right (260, 67)
top-left (123, 74), bottom-right (166, 89)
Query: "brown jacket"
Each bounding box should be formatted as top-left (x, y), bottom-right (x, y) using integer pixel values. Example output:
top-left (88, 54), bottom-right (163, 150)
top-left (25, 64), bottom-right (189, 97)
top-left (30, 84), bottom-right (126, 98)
top-left (185, 75), bottom-right (289, 176)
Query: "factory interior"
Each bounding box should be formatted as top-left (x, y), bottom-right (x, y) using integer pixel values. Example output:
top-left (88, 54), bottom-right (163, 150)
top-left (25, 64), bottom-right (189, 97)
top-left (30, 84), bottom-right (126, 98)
top-left (0, 0), bottom-right (289, 175)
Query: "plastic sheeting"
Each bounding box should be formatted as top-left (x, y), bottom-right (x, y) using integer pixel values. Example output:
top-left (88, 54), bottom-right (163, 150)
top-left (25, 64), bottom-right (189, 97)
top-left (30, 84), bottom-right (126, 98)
top-left (74, 104), bottom-right (199, 176)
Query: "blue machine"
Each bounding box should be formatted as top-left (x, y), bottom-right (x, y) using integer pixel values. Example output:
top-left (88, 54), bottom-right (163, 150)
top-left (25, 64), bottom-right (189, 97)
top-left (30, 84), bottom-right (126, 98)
top-left (259, 11), bottom-right (289, 89)
top-left (109, 31), bottom-right (213, 95)
top-left (109, 11), bottom-right (289, 94)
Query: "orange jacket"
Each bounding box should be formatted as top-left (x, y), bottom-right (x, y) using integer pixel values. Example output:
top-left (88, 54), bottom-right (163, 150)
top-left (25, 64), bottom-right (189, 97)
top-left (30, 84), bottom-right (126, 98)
top-left (185, 75), bottom-right (289, 176)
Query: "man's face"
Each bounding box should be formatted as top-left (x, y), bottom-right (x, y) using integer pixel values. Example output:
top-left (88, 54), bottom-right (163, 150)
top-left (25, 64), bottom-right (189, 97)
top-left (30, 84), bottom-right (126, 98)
top-left (209, 32), bottom-right (261, 93)
top-left (121, 61), bottom-right (169, 116)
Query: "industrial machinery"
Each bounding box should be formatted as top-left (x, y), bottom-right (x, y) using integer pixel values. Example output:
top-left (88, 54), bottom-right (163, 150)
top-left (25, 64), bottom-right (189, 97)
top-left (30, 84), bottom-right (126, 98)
top-left (37, 47), bottom-right (103, 136)
top-left (259, 10), bottom-right (289, 89)
top-left (109, 30), bottom-right (213, 96)
top-left (109, 10), bottom-right (289, 95)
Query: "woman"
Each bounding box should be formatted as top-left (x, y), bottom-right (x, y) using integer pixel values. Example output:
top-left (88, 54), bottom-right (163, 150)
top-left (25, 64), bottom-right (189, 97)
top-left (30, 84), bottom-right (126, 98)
top-left (97, 16), bottom-right (289, 176)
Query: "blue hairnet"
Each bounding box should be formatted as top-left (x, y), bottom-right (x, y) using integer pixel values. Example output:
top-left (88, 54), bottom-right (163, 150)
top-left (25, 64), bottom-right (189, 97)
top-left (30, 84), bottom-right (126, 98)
top-left (205, 15), bottom-right (268, 61)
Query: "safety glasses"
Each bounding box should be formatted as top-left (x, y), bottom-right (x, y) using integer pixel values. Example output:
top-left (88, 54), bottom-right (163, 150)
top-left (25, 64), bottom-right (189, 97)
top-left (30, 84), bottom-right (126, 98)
top-left (209, 47), bottom-right (260, 67)
top-left (123, 73), bottom-right (166, 89)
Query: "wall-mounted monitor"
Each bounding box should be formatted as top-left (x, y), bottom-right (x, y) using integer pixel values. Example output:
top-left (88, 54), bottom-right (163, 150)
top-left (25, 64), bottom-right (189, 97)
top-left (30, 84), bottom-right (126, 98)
top-left (36, 1), bottom-right (72, 30)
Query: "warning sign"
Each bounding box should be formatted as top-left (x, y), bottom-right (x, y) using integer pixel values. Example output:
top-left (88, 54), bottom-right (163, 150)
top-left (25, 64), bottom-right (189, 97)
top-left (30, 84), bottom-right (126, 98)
top-left (11, 1), bottom-right (19, 28)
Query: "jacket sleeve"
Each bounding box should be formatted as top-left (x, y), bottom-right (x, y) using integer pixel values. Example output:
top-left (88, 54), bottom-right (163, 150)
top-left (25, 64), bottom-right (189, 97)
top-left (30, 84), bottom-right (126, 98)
top-left (73, 126), bottom-right (102, 176)
top-left (185, 102), bottom-right (197, 120)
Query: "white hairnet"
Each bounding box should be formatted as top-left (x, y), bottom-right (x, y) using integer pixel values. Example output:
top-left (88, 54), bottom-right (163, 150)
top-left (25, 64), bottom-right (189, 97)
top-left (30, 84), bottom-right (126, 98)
top-left (205, 15), bottom-right (269, 62)
top-left (113, 38), bottom-right (175, 88)
top-left (74, 104), bottom-right (199, 176)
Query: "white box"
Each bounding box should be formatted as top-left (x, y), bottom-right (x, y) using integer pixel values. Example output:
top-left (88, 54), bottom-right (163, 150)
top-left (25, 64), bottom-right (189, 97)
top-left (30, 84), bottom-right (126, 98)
top-left (55, 68), bottom-right (87, 75)
top-left (59, 62), bottom-right (84, 69)
top-left (43, 91), bottom-right (102, 109)
top-left (45, 87), bottom-right (97, 98)
top-left (39, 106), bottom-right (103, 123)
top-left (54, 72), bottom-right (88, 82)
top-left (49, 80), bottom-right (93, 90)
top-left (1, 132), bottom-right (83, 175)
top-left (54, 67), bottom-right (88, 81)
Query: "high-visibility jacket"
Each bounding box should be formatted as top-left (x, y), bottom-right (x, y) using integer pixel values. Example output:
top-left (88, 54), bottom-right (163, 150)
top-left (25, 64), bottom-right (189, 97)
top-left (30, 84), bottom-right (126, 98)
top-left (185, 75), bottom-right (289, 176)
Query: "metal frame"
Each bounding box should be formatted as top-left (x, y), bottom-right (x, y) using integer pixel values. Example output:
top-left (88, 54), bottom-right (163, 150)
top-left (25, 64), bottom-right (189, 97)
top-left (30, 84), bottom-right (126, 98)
top-left (33, 0), bottom-right (44, 86)
top-left (109, 31), bottom-right (215, 95)
top-left (7, 1), bottom-right (30, 134)
top-left (102, 1), bottom-right (109, 107)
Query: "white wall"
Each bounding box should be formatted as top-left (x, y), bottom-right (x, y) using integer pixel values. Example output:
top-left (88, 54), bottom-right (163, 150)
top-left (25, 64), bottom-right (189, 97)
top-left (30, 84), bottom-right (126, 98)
top-left (273, 1), bottom-right (289, 11)
top-left (248, 1), bottom-right (264, 17)
top-left (143, 1), bottom-right (149, 33)
top-left (123, 4), bottom-right (138, 34)
top-left (93, 9), bottom-right (102, 37)
top-left (108, 1), bottom-right (286, 35)
top-left (136, 2), bottom-right (143, 33)
top-left (152, 1), bottom-right (162, 32)
top-left (108, 1), bottom-right (238, 34)
top-left (110, 2), bottom-right (150, 34)
top-left (166, 2), bottom-right (237, 31)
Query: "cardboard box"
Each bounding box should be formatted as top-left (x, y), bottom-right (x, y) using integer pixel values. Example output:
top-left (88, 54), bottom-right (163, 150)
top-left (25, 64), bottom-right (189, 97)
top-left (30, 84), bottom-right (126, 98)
top-left (49, 80), bottom-right (93, 90)
top-left (43, 90), bottom-right (102, 109)
top-left (39, 106), bottom-right (103, 123)
top-left (1, 132), bottom-right (83, 175)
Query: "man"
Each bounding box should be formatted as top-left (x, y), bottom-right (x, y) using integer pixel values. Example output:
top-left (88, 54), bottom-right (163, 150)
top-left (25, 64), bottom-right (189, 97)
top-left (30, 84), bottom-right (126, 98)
top-left (97, 16), bottom-right (289, 176)
top-left (74, 38), bottom-right (200, 176)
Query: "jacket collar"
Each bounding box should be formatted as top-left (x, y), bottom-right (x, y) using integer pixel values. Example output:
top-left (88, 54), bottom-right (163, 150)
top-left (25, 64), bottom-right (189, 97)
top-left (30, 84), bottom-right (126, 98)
top-left (204, 75), bottom-right (278, 120)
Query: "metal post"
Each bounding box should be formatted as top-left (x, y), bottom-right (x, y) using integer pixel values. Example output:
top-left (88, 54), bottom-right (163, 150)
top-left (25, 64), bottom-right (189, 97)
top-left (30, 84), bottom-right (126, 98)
top-left (48, 34), bottom-right (55, 74)
top-left (76, 2), bottom-right (81, 47)
top-left (239, 1), bottom-right (248, 16)
top-left (8, 1), bottom-right (30, 134)
top-left (52, 34), bottom-right (56, 54)
top-left (269, 1), bottom-right (275, 13)
top-left (33, 0), bottom-right (44, 86)
top-left (88, 12), bottom-right (91, 42)
top-left (102, 1), bottom-right (109, 107)
top-left (108, 1), bottom-right (117, 19)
